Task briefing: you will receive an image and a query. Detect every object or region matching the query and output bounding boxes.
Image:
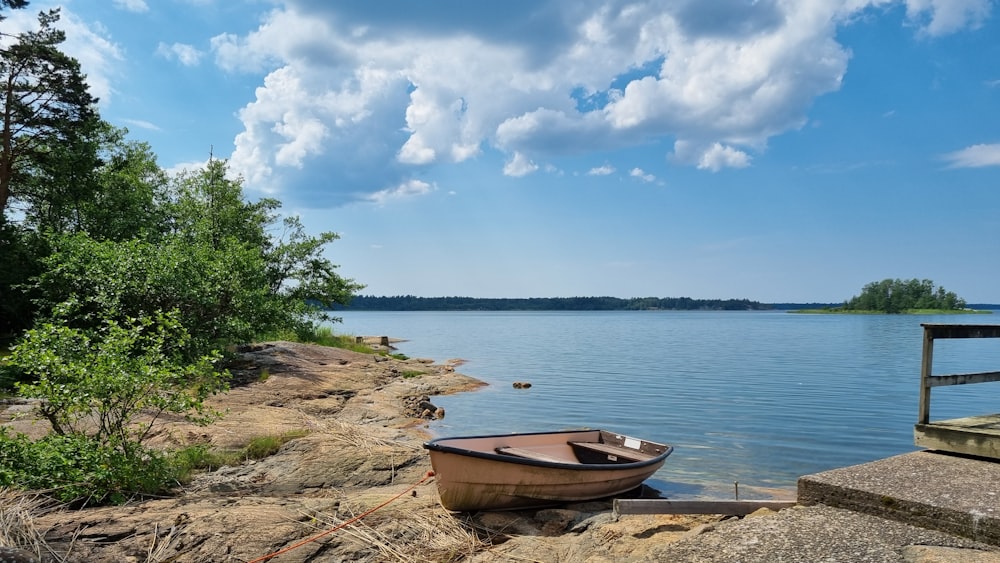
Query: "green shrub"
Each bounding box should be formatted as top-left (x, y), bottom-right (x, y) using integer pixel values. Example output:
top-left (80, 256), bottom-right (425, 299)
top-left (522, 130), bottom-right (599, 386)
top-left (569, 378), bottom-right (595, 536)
top-left (0, 429), bottom-right (172, 505)
top-left (7, 311), bottom-right (228, 448)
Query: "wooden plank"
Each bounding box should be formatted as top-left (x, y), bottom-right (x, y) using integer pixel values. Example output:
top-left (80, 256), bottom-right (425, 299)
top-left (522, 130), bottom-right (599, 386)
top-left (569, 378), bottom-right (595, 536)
top-left (614, 499), bottom-right (797, 516)
top-left (494, 446), bottom-right (569, 464)
top-left (921, 324), bottom-right (1000, 339)
top-left (915, 422), bottom-right (1000, 460)
top-left (927, 371), bottom-right (1000, 387)
top-left (919, 326), bottom-right (934, 424)
top-left (568, 441), bottom-right (654, 461)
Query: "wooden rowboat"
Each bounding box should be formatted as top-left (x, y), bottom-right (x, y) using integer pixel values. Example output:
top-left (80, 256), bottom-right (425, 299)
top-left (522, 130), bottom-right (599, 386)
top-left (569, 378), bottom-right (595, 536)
top-left (423, 429), bottom-right (673, 511)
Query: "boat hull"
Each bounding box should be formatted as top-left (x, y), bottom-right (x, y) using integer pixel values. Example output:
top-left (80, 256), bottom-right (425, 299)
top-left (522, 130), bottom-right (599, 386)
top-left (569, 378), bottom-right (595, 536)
top-left (424, 429), bottom-right (671, 511)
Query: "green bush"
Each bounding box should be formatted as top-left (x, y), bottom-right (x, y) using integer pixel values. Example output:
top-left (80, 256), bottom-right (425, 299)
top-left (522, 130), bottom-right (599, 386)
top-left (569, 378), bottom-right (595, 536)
top-left (0, 311), bottom-right (231, 505)
top-left (0, 429), bottom-right (172, 505)
top-left (7, 311), bottom-right (228, 448)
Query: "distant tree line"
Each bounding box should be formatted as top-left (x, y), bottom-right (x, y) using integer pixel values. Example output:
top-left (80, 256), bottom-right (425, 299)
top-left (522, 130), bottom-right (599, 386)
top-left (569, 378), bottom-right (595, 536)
top-left (842, 279), bottom-right (966, 313)
top-left (340, 295), bottom-right (772, 311)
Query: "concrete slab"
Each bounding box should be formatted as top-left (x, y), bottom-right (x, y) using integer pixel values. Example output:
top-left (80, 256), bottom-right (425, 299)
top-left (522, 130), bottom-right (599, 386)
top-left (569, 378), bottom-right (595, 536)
top-left (798, 450), bottom-right (1000, 545)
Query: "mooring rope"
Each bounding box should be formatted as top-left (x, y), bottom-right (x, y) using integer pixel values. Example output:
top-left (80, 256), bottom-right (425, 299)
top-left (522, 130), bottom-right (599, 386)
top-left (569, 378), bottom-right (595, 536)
top-left (246, 470), bottom-right (436, 563)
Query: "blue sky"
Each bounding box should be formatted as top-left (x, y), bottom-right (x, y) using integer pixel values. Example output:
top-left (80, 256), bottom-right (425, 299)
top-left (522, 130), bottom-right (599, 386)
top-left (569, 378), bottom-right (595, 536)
top-left (5, 0), bottom-right (1000, 303)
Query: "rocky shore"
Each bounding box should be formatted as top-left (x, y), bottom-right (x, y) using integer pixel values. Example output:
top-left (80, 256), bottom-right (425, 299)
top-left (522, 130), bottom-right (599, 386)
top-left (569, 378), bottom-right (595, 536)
top-left (3, 341), bottom-right (1000, 562)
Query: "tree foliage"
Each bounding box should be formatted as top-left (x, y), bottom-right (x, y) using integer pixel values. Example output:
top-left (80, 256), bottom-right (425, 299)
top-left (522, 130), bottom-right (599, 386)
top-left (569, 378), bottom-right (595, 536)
top-left (1, 8), bottom-right (98, 218)
top-left (0, 221), bottom-right (44, 337)
top-left (27, 159), bottom-right (362, 359)
top-left (842, 278), bottom-right (966, 313)
top-left (0, 0), bottom-right (29, 21)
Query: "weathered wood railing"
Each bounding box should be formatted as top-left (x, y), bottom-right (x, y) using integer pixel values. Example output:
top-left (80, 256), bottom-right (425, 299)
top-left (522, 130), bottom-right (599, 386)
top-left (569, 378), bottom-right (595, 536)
top-left (914, 323), bottom-right (1000, 458)
top-left (917, 323), bottom-right (1000, 425)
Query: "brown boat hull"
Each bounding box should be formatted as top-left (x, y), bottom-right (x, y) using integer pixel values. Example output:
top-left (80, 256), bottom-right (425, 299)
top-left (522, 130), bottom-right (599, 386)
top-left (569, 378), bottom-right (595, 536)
top-left (424, 429), bottom-right (672, 511)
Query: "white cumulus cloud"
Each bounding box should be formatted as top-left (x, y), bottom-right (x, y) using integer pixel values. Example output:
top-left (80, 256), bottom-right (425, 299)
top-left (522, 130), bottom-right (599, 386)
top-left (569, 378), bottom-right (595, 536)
top-left (208, 0), bottom-right (993, 205)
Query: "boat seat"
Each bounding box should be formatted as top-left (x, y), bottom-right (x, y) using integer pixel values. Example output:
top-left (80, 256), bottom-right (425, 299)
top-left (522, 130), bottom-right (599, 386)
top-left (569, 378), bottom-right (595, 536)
top-left (495, 446), bottom-right (570, 463)
top-left (568, 441), bottom-right (654, 462)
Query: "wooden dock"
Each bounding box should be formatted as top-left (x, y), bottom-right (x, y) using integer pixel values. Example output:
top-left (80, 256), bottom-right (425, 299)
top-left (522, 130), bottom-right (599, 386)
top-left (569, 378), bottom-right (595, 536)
top-left (914, 323), bottom-right (1000, 458)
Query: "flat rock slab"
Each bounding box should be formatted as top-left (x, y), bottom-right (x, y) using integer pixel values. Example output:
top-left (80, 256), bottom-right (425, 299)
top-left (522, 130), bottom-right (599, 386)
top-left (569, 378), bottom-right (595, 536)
top-left (650, 505), bottom-right (1000, 563)
top-left (799, 450), bottom-right (1000, 545)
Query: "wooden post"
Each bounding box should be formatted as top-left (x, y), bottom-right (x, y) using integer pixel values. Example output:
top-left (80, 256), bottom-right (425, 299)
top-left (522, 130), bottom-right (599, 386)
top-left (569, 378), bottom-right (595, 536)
top-left (380, 336), bottom-right (390, 347)
top-left (918, 326), bottom-right (934, 425)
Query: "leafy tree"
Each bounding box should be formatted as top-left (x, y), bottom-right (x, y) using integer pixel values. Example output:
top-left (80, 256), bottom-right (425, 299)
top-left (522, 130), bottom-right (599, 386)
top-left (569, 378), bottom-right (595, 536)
top-left (31, 233), bottom-right (266, 359)
top-left (0, 8), bottom-right (98, 220)
top-left (31, 160), bottom-right (363, 357)
top-left (0, 309), bottom-right (220, 504)
top-left (166, 159), bottom-right (363, 335)
top-left (168, 159), bottom-right (274, 249)
top-left (17, 112), bottom-right (106, 233)
top-left (0, 6), bottom-right (365, 506)
top-left (265, 214), bottom-right (361, 320)
top-left (84, 132), bottom-right (170, 241)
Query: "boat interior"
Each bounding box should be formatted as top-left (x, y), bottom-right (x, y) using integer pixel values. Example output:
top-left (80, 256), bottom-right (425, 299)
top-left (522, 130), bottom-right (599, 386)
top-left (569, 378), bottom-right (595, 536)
top-left (496, 441), bottom-right (656, 464)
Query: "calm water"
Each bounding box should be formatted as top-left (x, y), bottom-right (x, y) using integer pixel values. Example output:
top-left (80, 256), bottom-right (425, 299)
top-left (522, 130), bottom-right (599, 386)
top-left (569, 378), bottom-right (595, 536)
top-left (330, 310), bottom-right (1000, 498)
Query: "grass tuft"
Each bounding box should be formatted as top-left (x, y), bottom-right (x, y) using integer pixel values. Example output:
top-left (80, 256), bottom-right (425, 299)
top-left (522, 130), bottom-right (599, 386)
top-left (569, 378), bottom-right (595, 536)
top-left (261, 325), bottom-right (391, 355)
top-left (171, 430), bottom-right (311, 482)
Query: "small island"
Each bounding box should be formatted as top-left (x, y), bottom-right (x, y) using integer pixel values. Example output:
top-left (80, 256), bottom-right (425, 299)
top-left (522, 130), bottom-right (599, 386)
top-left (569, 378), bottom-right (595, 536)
top-left (794, 278), bottom-right (990, 314)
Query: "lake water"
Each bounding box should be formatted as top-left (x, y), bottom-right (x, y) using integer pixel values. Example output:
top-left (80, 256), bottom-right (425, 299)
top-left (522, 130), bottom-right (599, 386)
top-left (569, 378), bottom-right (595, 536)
top-left (329, 310), bottom-right (1000, 499)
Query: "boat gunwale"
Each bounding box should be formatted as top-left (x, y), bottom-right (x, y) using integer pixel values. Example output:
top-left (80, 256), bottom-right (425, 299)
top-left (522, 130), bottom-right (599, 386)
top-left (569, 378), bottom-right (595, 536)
top-left (422, 429), bottom-right (673, 471)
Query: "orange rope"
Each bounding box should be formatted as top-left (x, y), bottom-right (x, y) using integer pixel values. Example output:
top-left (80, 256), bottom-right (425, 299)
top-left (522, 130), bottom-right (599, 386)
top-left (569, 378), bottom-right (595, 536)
top-left (246, 471), bottom-right (436, 563)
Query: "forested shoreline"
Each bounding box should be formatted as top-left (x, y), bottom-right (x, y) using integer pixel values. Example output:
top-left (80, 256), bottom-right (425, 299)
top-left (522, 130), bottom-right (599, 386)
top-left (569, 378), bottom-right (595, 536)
top-left (340, 295), bottom-right (774, 311)
top-left (339, 295), bottom-right (1000, 312)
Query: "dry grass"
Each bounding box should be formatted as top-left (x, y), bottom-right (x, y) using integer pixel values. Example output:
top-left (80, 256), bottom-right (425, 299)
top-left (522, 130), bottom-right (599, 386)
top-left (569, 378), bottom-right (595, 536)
top-left (302, 498), bottom-right (489, 562)
top-left (144, 521), bottom-right (187, 563)
top-left (322, 419), bottom-right (409, 452)
top-left (0, 489), bottom-right (66, 562)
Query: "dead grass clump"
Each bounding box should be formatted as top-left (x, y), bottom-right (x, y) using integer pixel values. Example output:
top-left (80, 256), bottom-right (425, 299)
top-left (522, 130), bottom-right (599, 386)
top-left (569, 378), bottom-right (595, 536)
top-left (0, 489), bottom-right (64, 562)
top-left (322, 420), bottom-right (403, 453)
top-left (303, 500), bottom-right (489, 562)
